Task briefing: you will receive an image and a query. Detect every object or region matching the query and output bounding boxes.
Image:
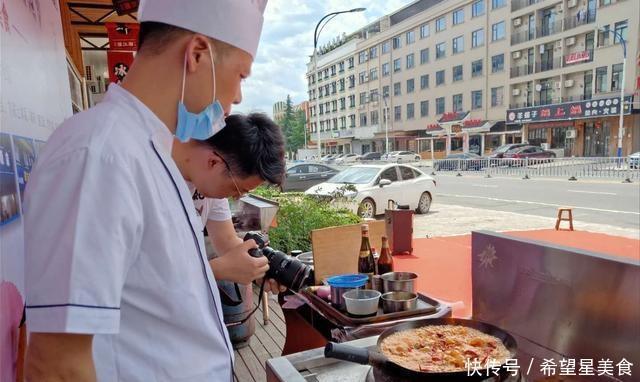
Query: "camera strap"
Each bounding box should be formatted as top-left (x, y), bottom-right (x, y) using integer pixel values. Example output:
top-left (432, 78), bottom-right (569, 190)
top-left (218, 282), bottom-right (243, 306)
top-left (225, 278), bottom-right (267, 328)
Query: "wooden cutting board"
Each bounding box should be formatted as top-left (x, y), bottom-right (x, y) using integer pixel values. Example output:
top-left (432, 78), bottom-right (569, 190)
top-left (311, 220), bottom-right (385, 284)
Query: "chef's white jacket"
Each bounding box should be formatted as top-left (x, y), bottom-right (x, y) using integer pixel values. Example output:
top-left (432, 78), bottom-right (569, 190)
top-left (24, 84), bottom-right (234, 381)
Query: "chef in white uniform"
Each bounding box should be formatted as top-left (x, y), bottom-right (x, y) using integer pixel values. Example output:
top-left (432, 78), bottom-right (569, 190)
top-left (23, 1), bottom-right (268, 381)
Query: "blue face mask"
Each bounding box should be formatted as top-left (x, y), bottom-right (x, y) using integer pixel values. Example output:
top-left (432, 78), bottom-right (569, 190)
top-left (175, 43), bottom-right (226, 143)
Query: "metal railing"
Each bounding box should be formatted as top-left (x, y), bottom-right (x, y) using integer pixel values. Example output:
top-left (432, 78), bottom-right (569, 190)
top-left (537, 20), bottom-right (563, 38)
top-left (563, 10), bottom-right (596, 31)
top-left (511, 0), bottom-right (543, 12)
top-left (431, 157), bottom-right (640, 181)
top-left (510, 63), bottom-right (535, 78)
top-left (536, 57), bottom-right (563, 73)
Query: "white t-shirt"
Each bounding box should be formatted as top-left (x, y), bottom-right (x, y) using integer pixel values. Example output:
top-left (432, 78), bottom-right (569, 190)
top-left (24, 84), bottom-right (234, 381)
top-left (187, 182), bottom-right (232, 227)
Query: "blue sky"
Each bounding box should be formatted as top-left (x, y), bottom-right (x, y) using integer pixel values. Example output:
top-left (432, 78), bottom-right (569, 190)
top-left (233, 0), bottom-right (414, 116)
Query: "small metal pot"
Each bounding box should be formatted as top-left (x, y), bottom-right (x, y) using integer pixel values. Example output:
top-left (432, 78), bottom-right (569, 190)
top-left (381, 291), bottom-right (418, 313)
top-left (381, 272), bottom-right (418, 293)
top-left (327, 274), bottom-right (368, 311)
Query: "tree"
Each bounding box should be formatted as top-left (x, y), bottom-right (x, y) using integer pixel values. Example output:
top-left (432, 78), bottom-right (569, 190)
top-left (279, 95), bottom-right (307, 157)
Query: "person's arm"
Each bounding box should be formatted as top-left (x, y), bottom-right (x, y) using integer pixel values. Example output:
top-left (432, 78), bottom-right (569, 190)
top-left (206, 218), bottom-right (243, 255)
top-left (26, 333), bottom-right (96, 382)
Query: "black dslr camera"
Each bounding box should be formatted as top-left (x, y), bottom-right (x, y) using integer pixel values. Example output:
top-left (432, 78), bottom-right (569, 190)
top-left (243, 232), bottom-right (312, 292)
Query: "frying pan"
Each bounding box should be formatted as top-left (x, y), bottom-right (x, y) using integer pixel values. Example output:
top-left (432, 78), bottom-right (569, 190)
top-left (324, 317), bottom-right (518, 381)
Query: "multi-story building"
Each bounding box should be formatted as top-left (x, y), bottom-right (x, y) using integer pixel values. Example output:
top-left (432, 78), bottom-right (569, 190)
top-left (307, 0), bottom-right (518, 157)
top-left (506, 0), bottom-right (639, 157)
top-left (273, 101), bottom-right (287, 123)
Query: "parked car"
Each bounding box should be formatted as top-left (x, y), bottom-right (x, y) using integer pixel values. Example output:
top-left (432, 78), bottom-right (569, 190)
top-left (384, 151), bottom-right (422, 163)
top-left (334, 153), bottom-right (360, 164)
top-left (358, 152), bottom-right (383, 161)
top-left (328, 154), bottom-right (346, 163)
top-left (283, 163), bottom-right (340, 191)
top-left (503, 146), bottom-right (556, 162)
top-left (435, 152), bottom-right (484, 171)
top-left (488, 143), bottom-right (528, 158)
top-left (320, 154), bottom-right (336, 163)
top-left (629, 152), bottom-right (640, 169)
top-left (305, 163), bottom-right (436, 219)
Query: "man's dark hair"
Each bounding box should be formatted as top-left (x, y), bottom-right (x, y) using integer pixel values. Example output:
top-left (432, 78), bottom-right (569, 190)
top-left (138, 21), bottom-right (232, 56)
top-left (205, 113), bottom-right (285, 186)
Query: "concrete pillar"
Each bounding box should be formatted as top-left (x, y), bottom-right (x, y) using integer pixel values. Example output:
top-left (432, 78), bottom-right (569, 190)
top-left (430, 139), bottom-right (435, 160)
top-left (481, 134), bottom-right (486, 155)
top-left (446, 135), bottom-right (451, 156)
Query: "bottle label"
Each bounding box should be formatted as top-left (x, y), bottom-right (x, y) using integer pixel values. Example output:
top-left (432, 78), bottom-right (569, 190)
top-left (359, 250), bottom-right (370, 258)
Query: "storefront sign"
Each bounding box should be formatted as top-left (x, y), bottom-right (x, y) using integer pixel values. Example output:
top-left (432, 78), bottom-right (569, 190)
top-left (426, 123), bottom-right (441, 130)
top-left (106, 22), bottom-right (139, 51)
top-left (438, 111), bottom-right (469, 123)
top-left (463, 119), bottom-right (484, 128)
top-left (506, 96), bottom-right (633, 124)
top-left (565, 50), bottom-right (590, 65)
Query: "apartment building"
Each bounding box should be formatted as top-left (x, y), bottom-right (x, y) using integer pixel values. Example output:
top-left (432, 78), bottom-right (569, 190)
top-left (307, 0), bottom-right (517, 156)
top-left (506, 0), bottom-right (640, 157)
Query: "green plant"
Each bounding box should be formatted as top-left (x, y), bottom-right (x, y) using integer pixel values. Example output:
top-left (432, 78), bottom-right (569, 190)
top-left (252, 186), bottom-right (361, 253)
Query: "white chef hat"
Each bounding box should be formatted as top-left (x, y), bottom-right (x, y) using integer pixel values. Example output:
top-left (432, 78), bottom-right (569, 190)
top-left (138, 0), bottom-right (268, 59)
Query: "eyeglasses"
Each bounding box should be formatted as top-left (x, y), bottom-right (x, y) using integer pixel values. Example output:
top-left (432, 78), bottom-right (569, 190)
top-left (215, 152), bottom-right (245, 199)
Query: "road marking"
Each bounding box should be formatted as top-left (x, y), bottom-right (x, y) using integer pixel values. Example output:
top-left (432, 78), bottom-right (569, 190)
top-left (568, 190), bottom-right (617, 196)
top-left (472, 184), bottom-right (499, 188)
top-left (439, 194), bottom-right (640, 215)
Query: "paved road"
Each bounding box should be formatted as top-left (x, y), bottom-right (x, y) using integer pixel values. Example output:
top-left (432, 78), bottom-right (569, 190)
top-left (431, 174), bottom-right (640, 229)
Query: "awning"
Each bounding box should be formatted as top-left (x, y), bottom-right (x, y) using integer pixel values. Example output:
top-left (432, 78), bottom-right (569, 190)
top-left (438, 111), bottom-right (470, 124)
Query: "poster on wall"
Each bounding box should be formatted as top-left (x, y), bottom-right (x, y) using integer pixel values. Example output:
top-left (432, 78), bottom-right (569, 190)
top-left (0, 0), bottom-right (72, 380)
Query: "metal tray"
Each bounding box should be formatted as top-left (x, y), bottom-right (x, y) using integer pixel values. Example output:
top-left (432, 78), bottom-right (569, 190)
top-left (301, 286), bottom-right (447, 327)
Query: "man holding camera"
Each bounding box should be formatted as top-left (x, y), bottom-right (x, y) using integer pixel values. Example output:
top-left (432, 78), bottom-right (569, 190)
top-left (171, 112), bottom-right (287, 293)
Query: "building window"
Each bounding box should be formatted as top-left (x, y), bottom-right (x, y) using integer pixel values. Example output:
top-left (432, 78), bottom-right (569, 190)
top-left (453, 36), bottom-right (464, 54)
top-left (370, 90), bottom-right (379, 103)
top-left (383, 85), bottom-right (390, 98)
top-left (611, 63), bottom-right (623, 91)
top-left (331, 82), bottom-right (337, 94)
top-left (348, 75), bottom-right (355, 88)
top-left (394, 105), bottom-right (402, 121)
top-left (527, 127), bottom-right (547, 147)
top-left (491, 54), bottom-right (504, 73)
top-left (436, 70), bottom-right (445, 86)
top-left (407, 78), bottom-right (415, 93)
top-left (406, 53), bottom-right (415, 69)
top-left (358, 51), bottom-right (368, 64)
top-left (406, 30), bottom-right (416, 44)
top-left (350, 114), bottom-right (356, 127)
top-left (595, 66), bottom-right (608, 93)
top-left (472, 90), bottom-right (482, 109)
top-left (319, 104), bottom-right (324, 115)
top-left (472, 0), bottom-right (485, 17)
top-left (420, 23), bottom-right (430, 38)
top-left (349, 95), bottom-right (356, 107)
top-left (393, 82), bottom-right (402, 96)
top-left (420, 100), bottom-right (429, 117)
top-left (472, 29), bottom-right (484, 48)
top-left (420, 74), bottom-right (429, 89)
top-left (453, 9), bottom-right (464, 25)
top-left (370, 46), bottom-right (378, 59)
top-left (393, 58), bottom-right (401, 72)
top-left (340, 98), bottom-right (346, 110)
top-left (491, 86), bottom-right (504, 107)
top-left (360, 112), bottom-right (368, 126)
top-left (614, 20), bottom-right (628, 44)
top-left (359, 92), bottom-right (367, 105)
top-left (348, 57), bottom-right (354, 68)
top-left (359, 71), bottom-right (367, 84)
top-left (436, 42), bottom-right (446, 59)
top-left (453, 65), bottom-right (463, 82)
top-left (331, 65), bottom-right (336, 76)
top-left (436, 17), bottom-right (446, 32)
top-left (407, 103), bottom-right (415, 119)
top-left (491, 0), bottom-right (505, 9)
top-left (452, 94), bottom-right (463, 112)
top-left (340, 117), bottom-right (346, 128)
top-left (393, 36), bottom-right (402, 49)
top-left (339, 79), bottom-right (345, 91)
top-left (472, 59), bottom-right (483, 77)
top-left (371, 110), bottom-right (379, 125)
top-left (492, 21), bottom-right (505, 41)
top-left (436, 97), bottom-right (445, 114)
top-left (382, 40), bottom-right (391, 54)
top-left (598, 25), bottom-right (610, 47)
top-left (332, 100), bottom-right (337, 111)
top-left (382, 63), bottom-right (390, 76)
top-left (370, 68), bottom-right (378, 81)
top-left (339, 62), bottom-right (345, 73)
top-left (420, 48), bottom-right (429, 64)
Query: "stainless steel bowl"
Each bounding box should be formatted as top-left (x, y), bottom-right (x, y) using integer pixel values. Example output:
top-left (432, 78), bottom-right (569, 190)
top-left (381, 291), bottom-right (418, 313)
top-left (343, 289), bottom-right (381, 316)
top-left (330, 285), bottom-right (361, 310)
top-left (381, 272), bottom-right (418, 293)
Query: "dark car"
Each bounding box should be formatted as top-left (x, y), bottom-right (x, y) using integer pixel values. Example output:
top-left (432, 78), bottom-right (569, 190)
top-left (358, 152), bottom-right (383, 161)
top-left (503, 145), bottom-right (556, 163)
top-left (435, 152), bottom-right (484, 171)
top-left (282, 163), bottom-right (339, 191)
top-left (488, 143), bottom-right (528, 158)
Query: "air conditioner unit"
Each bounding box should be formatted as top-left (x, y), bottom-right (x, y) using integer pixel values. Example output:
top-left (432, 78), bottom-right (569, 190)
top-left (556, 4), bottom-right (564, 13)
top-left (554, 81), bottom-right (562, 89)
top-left (512, 51), bottom-right (522, 59)
top-left (566, 129), bottom-right (576, 138)
top-left (555, 40), bottom-right (563, 49)
top-left (564, 79), bottom-right (575, 87)
top-left (568, 0), bottom-right (578, 8)
top-left (513, 17), bottom-right (522, 27)
top-left (566, 37), bottom-right (576, 46)
top-left (512, 88), bottom-right (521, 96)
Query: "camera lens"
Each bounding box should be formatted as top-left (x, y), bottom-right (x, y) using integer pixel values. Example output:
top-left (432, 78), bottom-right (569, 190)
top-left (262, 248), bottom-right (312, 292)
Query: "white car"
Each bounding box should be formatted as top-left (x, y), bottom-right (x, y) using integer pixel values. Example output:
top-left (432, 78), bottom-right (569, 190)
top-left (383, 151), bottom-right (421, 163)
top-left (334, 153), bottom-right (360, 164)
top-left (305, 164), bottom-right (436, 219)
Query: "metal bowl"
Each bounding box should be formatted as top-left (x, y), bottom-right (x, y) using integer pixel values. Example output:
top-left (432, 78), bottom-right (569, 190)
top-left (343, 289), bottom-right (382, 316)
top-left (381, 272), bottom-right (418, 293)
top-left (381, 291), bottom-right (418, 313)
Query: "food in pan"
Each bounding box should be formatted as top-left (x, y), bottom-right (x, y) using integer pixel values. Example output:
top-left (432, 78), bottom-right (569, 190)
top-left (379, 325), bottom-right (510, 372)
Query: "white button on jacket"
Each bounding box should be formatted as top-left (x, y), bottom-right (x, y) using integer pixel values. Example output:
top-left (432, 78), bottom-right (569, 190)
top-left (24, 84), bottom-right (234, 381)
